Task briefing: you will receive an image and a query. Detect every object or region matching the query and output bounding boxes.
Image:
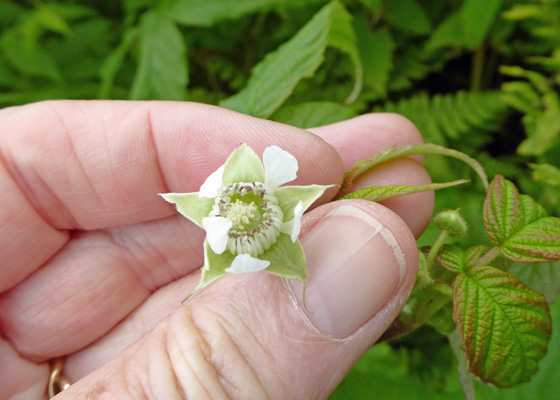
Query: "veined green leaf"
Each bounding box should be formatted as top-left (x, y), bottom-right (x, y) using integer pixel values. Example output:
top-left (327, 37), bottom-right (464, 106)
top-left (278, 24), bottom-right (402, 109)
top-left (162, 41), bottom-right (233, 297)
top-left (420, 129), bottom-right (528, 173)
top-left (484, 175), bottom-right (560, 262)
top-left (437, 245), bottom-right (492, 272)
top-left (130, 11), bottom-right (187, 101)
top-left (220, 1), bottom-right (361, 117)
top-left (270, 101), bottom-right (357, 128)
top-left (475, 299), bottom-right (560, 399)
top-left (341, 143), bottom-right (488, 194)
top-left (453, 266), bottom-right (551, 387)
top-left (338, 180), bottom-right (468, 202)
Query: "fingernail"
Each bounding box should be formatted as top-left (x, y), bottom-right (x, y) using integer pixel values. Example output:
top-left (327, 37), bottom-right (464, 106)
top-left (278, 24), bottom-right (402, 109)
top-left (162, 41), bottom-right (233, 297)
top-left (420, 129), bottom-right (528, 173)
top-left (290, 205), bottom-right (407, 339)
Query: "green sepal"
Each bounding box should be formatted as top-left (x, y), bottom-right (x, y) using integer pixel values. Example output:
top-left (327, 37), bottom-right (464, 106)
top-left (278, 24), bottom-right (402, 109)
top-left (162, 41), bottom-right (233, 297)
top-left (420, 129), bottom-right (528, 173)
top-left (195, 240), bottom-right (235, 292)
top-left (260, 233), bottom-right (307, 281)
top-left (275, 184), bottom-right (335, 220)
top-left (160, 193), bottom-right (214, 228)
top-left (222, 143), bottom-right (265, 184)
top-left (338, 180), bottom-right (468, 202)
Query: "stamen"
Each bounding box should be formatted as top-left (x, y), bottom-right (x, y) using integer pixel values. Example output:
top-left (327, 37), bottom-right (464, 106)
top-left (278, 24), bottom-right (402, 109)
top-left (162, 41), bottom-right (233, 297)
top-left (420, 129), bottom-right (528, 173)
top-left (209, 182), bottom-right (283, 256)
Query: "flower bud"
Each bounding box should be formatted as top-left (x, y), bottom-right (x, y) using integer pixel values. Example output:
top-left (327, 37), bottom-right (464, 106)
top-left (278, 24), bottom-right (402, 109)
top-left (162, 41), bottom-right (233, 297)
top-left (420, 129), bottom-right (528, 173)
top-left (434, 209), bottom-right (468, 238)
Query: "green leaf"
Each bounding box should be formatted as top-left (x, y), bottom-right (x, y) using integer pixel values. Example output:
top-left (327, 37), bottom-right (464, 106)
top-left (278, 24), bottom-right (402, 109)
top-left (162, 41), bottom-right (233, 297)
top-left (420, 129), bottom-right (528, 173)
top-left (484, 175), bottom-right (560, 262)
top-left (505, 261), bottom-right (560, 304)
top-left (428, 0), bottom-right (503, 50)
top-left (338, 180), bottom-right (468, 202)
top-left (275, 184), bottom-right (334, 220)
top-left (358, 0), bottom-right (381, 13)
top-left (160, 0), bottom-right (285, 27)
top-left (0, 0), bottom-right (25, 26)
top-left (484, 175), bottom-right (524, 244)
top-left (453, 265), bottom-right (552, 387)
top-left (99, 28), bottom-right (138, 99)
top-left (341, 143), bottom-right (488, 195)
top-left (160, 193), bottom-right (214, 228)
top-left (530, 163), bottom-right (560, 187)
top-left (222, 143), bottom-right (265, 184)
top-left (326, 2), bottom-right (362, 103)
top-left (383, 0), bottom-right (431, 35)
top-left (260, 233), bottom-right (306, 281)
top-left (437, 245), bottom-right (492, 273)
top-left (0, 28), bottom-right (62, 81)
top-left (270, 101), bottom-right (357, 128)
top-left (501, 4), bottom-right (543, 21)
top-left (355, 20), bottom-right (394, 99)
top-left (518, 92), bottom-right (560, 156)
top-left (220, 1), bottom-right (360, 117)
top-left (196, 241), bottom-right (235, 292)
top-left (130, 11), bottom-right (187, 100)
top-left (475, 298), bottom-right (560, 399)
top-left (220, 2), bottom-right (332, 117)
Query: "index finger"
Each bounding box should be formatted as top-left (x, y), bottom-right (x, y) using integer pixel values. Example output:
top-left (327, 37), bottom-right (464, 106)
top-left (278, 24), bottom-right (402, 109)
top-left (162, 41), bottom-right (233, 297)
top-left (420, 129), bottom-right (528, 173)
top-left (0, 101), bottom-right (343, 292)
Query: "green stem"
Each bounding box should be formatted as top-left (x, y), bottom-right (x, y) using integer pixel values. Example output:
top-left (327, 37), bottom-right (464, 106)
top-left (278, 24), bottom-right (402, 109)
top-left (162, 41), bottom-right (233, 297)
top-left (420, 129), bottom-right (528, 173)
top-left (474, 246), bottom-right (500, 267)
top-left (448, 331), bottom-right (476, 400)
top-left (471, 44), bottom-right (485, 91)
top-left (427, 230), bottom-right (449, 268)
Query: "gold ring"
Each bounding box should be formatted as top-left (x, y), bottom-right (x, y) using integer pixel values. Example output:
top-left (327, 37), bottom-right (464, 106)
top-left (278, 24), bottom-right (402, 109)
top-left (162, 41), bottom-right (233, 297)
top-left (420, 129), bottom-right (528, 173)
top-left (48, 357), bottom-right (71, 398)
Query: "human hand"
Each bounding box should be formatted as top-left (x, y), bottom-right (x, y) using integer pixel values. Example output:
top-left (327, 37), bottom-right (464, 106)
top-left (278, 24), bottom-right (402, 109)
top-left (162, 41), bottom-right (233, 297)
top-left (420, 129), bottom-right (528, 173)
top-left (0, 101), bottom-right (433, 399)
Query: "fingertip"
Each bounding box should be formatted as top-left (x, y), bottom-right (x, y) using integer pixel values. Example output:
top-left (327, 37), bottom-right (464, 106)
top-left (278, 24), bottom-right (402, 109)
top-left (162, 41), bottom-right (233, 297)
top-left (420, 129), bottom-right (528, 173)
top-left (309, 113), bottom-right (424, 170)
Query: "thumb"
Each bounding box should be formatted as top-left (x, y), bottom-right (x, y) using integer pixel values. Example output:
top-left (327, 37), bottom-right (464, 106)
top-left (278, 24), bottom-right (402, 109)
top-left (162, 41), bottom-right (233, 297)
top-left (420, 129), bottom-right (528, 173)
top-left (56, 200), bottom-right (418, 399)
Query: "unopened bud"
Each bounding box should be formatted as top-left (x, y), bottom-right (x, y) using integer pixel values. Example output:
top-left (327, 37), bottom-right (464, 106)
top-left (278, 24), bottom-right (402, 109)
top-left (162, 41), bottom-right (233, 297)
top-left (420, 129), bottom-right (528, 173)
top-left (434, 209), bottom-right (468, 238)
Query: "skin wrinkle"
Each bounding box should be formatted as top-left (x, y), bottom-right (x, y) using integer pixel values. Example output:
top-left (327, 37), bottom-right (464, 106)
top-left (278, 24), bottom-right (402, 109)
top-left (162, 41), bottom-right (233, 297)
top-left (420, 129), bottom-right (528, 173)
top-left (145, 104), bottom-right (172, 195)
top-left (207, 308), bottom-right (272, 399)
top-left (51, 105), bottom-right (106, 229)
top-left (170, 308), bottom-right (227, 400)
top-left (107, 215), bottom-right (204, 288)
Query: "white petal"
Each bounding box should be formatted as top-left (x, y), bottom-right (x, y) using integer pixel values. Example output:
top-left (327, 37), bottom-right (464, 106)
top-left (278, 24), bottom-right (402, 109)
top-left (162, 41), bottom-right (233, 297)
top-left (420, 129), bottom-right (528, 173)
top-left (263, 146), bottom-right (298, 189)
top-left (281, 201), bottom-right (304, 242)
top-left (199, 165), bottom-right (225, 198)
top-left (225, 254), bottom-right (270, 274)
top-left (202, 216), bottom-right (232, 254)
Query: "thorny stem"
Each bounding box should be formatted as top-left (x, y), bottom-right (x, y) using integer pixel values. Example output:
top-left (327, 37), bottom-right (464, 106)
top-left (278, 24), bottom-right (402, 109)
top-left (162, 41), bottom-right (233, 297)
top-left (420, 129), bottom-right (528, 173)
top-left (448, 331), bottom-right (476, 400)
top-left (427, 230), bottom-right (449, 268)
top-left (474, 246), bottom-right (500, 267)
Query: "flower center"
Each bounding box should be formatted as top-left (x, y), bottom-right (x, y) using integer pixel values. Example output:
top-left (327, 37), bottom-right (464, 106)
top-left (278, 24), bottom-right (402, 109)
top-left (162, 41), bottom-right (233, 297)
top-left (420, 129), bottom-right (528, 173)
top-left (210, 182), bottom-right (283, 256)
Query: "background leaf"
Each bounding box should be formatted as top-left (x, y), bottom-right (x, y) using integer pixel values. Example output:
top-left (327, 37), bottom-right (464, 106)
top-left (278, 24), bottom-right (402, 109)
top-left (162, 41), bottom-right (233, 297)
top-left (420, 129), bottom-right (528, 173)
top-left (270, 101), bottom-right (356, 128)
top-left (220, 1), bottom-right (361, 117)
top-left (428, 0), bottom-right (503, 49)
top-left (383, 0), bottom-right (431, 36)
top-left (130, 11), bottom-right (187, 100)
top-left (453, 266), bottom-right (551, 387)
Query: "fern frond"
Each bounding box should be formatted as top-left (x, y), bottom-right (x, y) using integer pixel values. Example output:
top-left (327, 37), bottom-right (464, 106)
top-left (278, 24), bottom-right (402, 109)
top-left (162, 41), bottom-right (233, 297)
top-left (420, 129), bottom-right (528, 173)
top-left (375, 90), bottom-right (509, 144)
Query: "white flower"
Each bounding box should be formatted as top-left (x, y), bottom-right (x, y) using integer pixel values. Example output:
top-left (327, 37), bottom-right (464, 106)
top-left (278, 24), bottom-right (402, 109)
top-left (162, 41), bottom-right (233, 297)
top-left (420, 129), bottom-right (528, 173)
top-left (200, 146), bottom-right (302, 273)
top-left (160, 143), bottom-right (334, 293)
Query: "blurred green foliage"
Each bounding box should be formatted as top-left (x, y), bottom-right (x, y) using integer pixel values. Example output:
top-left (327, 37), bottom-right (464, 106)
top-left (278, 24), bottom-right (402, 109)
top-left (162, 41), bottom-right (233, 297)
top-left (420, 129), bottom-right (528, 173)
top-left (1, 0), bottom-right (560, 398)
